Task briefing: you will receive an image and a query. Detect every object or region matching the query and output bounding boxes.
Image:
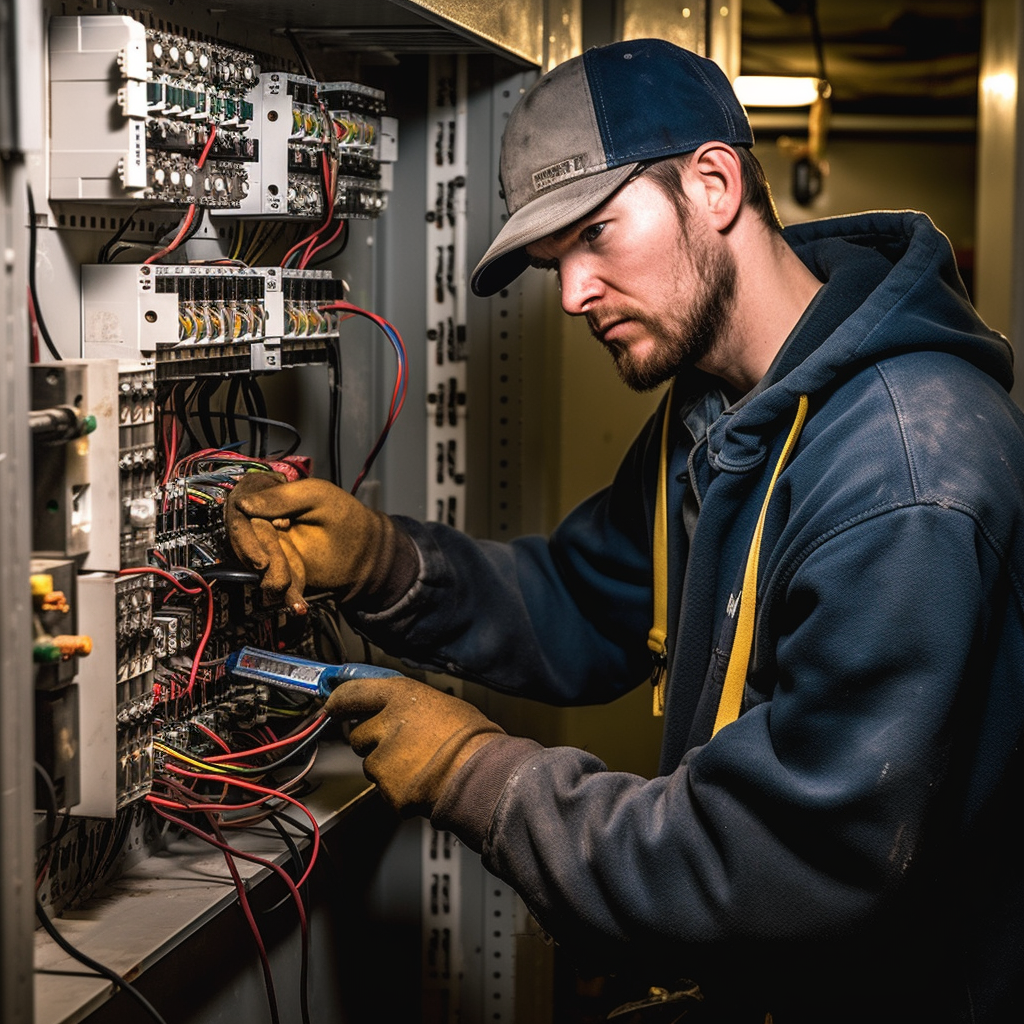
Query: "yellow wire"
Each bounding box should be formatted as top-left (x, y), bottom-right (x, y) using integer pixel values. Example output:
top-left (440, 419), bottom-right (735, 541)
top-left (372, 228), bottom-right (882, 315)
top-left (230, 219), bottom-right (246, 261)
top-left (242, 222), bottom-right (268, 264)
top-left (154, 742), bottom-right (229, 775)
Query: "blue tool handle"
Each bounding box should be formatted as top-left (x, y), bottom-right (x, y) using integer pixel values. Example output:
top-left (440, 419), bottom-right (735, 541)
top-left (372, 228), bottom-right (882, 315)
top-left (327, 662), bottom-right (404, 690)
top-left (226, 645), bottom-right (403, 696)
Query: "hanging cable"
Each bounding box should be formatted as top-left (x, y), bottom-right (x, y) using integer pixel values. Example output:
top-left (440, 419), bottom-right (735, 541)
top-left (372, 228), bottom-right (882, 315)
top-left (35, 897), bottom-right (170, 1024)
top-left (285, 27), bottom-right (318, 80)
top-left (324, 334), bottom-right (343, 486)
top-left (26, 185), bottom-right (62, 361)
top-left (308, 218), bottom-right (350, 266)
top-left (807, 0), bottom-right (828, 82)
top-left (320, 301), bottom-right (408, 495)
top-left (239, 377), bottom-right (261, 457)
top-left (143, 204), bottom-right (198, 266)
top-left (98, 204), bottom-right (144, 264)
top-left (248, 377), bottom-right (270, 458)
top-left (299, 217), bottom-right (346, 269)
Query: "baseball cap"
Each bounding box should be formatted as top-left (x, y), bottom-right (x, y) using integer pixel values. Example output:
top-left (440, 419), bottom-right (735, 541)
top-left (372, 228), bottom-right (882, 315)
top-left (471, 38), bottom-right (754, 297)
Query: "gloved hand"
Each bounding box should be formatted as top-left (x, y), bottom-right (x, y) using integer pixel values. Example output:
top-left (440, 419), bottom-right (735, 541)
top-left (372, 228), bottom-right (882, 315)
top-left (324, 676), bottom-right (506, 818)
top-left (224, 472), bottom-right (418, 613)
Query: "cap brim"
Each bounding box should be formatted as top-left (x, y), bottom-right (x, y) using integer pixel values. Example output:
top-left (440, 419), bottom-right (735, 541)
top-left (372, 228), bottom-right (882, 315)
top-left (470, 162), bottom-right (640, 297)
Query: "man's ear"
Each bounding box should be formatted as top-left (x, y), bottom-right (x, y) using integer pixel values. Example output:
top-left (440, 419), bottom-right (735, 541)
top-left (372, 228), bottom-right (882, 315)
top-left (689, 142), bottom-right (744, 231)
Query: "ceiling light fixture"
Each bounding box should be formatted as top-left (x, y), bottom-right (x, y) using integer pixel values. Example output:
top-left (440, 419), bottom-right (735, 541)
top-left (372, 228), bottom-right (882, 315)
top-left (732, 75), bottom-right (827, 108)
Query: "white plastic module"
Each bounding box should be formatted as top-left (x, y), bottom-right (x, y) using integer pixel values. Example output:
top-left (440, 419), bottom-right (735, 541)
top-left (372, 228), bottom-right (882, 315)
top-left (231, 72), bottom-right (323, 218)
top-left (81, 263), bottom-right (269, 359)
top-left (49, 15), bottom-right (258, 205)
top-left (75, 571), bottom-right (155, 816)
top-left (49, 16), bottom-right (149, 198)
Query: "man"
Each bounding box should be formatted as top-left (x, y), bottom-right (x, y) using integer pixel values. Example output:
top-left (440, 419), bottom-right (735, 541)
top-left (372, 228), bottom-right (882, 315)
top-left (227, 39), bottom-right (1023, 1022)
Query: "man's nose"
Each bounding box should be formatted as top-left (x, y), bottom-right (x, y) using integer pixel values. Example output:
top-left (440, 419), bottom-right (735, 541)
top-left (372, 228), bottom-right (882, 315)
top-left (558, 260), bottom-right (602, 316)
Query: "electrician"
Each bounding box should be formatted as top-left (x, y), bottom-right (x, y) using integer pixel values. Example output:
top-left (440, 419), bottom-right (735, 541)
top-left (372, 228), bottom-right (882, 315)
top-left (227, 38), bottom-right (1024, 1022)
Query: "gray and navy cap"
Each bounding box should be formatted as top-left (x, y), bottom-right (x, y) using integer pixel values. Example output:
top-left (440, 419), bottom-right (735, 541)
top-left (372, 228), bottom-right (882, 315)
top-left (471, 38), bottom-right (754, 297)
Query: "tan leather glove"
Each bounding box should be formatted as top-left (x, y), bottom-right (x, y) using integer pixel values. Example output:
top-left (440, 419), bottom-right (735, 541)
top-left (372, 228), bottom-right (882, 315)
top-left (324, 676), bottom-right (506, 818)
top-left (224, 472), bottom-right (417, 613)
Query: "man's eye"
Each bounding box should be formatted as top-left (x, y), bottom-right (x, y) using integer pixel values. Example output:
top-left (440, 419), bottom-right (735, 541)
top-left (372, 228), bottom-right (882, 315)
top-left (582, 222), bottom-right (605, 243)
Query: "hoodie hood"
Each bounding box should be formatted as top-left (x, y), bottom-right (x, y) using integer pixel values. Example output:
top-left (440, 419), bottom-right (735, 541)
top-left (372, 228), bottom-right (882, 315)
top-left (709, 210), bottom-right (1012, 466)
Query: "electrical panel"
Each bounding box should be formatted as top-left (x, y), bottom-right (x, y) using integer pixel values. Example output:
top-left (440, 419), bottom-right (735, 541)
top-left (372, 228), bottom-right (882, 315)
top-left (37, 7), bottom-right (403, 874)
top-left (24, 3), bottom-right (543, 1021)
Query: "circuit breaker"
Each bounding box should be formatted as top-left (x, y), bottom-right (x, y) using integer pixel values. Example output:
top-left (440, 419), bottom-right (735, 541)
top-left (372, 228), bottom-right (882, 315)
top-left (226, 73), bottom-right (391, 219)
top-left (80, 263), bottom-right (344, 378)
top-left (49, 16), bottom-right (258, 205)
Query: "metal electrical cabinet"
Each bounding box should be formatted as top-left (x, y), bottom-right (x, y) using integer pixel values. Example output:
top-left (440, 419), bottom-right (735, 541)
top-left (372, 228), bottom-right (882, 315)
top-left (1, 1), bottom-right (584, 1022)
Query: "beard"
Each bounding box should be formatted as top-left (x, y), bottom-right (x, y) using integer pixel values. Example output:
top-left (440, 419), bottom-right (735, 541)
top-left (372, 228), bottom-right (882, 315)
top-left (588, 229), bottom-right (737, 393)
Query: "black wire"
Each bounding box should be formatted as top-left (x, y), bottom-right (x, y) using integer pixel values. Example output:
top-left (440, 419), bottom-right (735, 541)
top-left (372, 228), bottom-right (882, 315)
top-left (177, 381), bottom-right (205, 451)
top-left (34, 761), bottom-right (58, 846)
top-left (26, 185), bottom-right (62, 361)
top-left (225, 377), bottom-right (242, 448)
top-left (98, 204), bottom-right (143, 263)
top-left (269, 808), bottom-right (343, 873)
top-left (181, 204), bottom-right (208, 247)
top-left (261, 813), bottom-right (307, 914)
top-left (239, 378), bottom-right (260, 457)
top-left (203, 411), bottom-right (302, 457)
top-left (97, 807), bottom-right (135, 879)
top-left (248, 377), bottom-right (270, 458)
top-left (104, 209), bottom-right (197, 263)
top-left (197, 378), bottom-right (221, 448)
top-left (35, 897), bottom-right (170, 1024)
top-left (325, 336), bottom-right (343, 485)
top-left (807, 0), bottom-right (828, 82)
top-left (285, 27), bottom-right (317, 80)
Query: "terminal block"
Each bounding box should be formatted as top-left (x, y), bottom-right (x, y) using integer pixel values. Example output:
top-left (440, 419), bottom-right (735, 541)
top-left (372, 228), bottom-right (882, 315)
top-left (49, 15), bottom-right (257, 205)
top-left (229, 72), bottom-right (328, 218)
top-left (82, 264), bottom-right (342, 377)
top-left (221, 74), bottom-right (392, 219)
top-left (76, 572), bottom-right (155, 815)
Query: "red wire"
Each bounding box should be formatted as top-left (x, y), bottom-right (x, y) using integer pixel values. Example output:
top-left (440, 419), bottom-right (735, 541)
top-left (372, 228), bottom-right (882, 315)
top-left (150, 769), bottom-right (321, 887)
top-left (161, 410), bottom-right (179, 488)
top-left (279, 151), bottom-right (335, 267)
top-left (141, 121), bottom-right (216, 268)
top-left (144, 203), bottom-right (197, 266)
top-left (320, 301), bottom-right (409, 493)
top-left (298, 217), bottom-right (345, 269)
top-left (192, 720), bottom-right (233, 754)
top-left (196, 123), bottom-right (217, 170)
top-left (151, 806), bottom-right (284, 1024)
top-left (27, 286), bottom-right (40, 362)
top-left (204, 714), bottom-right (326, 763)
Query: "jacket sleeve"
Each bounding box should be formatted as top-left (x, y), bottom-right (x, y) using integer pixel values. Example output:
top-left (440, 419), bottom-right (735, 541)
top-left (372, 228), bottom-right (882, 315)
top-left (432, 504), bottom-right (999, 963)
top-left (351, 415), bottom-right (665, 705)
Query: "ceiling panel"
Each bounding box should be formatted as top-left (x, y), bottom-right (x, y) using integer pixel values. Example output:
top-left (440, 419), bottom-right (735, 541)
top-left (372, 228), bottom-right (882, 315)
top-left (741, 0), bottom-right (983, 116)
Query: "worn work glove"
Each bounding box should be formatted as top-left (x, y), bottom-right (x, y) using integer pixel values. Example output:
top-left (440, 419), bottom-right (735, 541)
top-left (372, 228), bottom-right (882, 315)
top-left (224, 472), bottom-right (418, 613)
top-left (324, 676), bottom-right (506, 818)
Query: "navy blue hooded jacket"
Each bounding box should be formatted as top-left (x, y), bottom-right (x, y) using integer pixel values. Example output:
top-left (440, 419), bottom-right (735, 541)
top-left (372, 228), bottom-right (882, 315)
top-left (355, 211), bottom-right (1024, 1021)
